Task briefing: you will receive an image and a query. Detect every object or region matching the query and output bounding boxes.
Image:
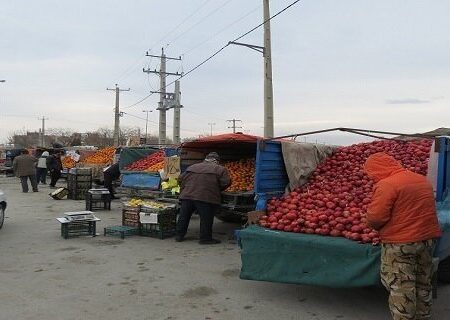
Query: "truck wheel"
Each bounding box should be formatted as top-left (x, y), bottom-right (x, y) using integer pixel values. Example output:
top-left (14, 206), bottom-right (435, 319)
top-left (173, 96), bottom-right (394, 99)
top-left (438, 256), bottom-right (450, 283)
top-left (215, 209), bottom-right (245, 224)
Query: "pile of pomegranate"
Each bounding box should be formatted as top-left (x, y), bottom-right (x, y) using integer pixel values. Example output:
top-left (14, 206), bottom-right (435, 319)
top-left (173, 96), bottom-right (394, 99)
top-left (259, 139), bottom-right (433, 245)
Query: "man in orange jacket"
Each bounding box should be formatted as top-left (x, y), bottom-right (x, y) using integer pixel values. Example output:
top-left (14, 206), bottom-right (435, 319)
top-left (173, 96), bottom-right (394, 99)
top-left (364, 152), bottom-right (441, 320)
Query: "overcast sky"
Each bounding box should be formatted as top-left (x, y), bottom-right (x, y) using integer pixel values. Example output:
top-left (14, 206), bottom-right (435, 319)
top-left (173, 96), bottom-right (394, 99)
top-left (1, 0), bottom-right (449, 145)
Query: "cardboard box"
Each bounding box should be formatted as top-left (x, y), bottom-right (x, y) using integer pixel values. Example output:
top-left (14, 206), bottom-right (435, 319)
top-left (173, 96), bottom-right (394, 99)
top-left (246, 211), bottom-right (265, 226)
top-left (164, 156), bottom-right (181, 178)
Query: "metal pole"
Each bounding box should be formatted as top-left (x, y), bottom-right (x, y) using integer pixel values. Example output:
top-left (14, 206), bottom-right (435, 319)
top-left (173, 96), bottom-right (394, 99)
top-left (145, 111), bottom-right (148, 143)
top-left (107, 84), bottom-right (130, 147)
top-left (142, 110), bottom-right (152, 144)
top-left (38, 116), bottom-right (48, 147)
top-left (159, 48), bottom-right (167, 145)
top-left (114, 85), bottom-right (120, 146)
top-left (208, 123), bottom-right (216, 136)
top-left (263, 0), bottom-right (274, 138)
top-left (173, 80), bottom-right (181, 144)
top-left (42, 118), bottom-right (45, 147)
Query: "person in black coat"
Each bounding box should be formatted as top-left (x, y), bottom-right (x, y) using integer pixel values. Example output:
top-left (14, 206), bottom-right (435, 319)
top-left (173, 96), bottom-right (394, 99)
top-left (46, 151), bottom-right (64, 188)
top-left (103, 163), bottom-right (121, 199)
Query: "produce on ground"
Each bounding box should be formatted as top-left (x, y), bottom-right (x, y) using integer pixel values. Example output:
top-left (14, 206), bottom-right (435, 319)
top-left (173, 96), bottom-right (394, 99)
top-left (259, 139), bottom-right (433, 245)
top-left (224, 158), bottom-right (255, 192)
top-left (125, 150), bottom-right (165, 171)
top-left (62, 156), bottom-right (76, 169)
top-left (126, 198), bottom-right (167, 209)
top-left (145, 160), bottom-right (164, 172)
top-left (81, 147), bottom-right (115, 165)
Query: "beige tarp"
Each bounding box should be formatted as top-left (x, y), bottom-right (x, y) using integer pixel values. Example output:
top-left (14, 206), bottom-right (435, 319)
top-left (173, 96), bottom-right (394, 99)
top-left (281, 141), bottom-right (335, 192)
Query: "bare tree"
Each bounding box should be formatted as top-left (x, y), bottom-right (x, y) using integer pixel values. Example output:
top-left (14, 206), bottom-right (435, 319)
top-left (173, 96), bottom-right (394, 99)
top-left (46, 128), bottom-right (74, 146)
top-left (8, 130), bottom-right (39, 148)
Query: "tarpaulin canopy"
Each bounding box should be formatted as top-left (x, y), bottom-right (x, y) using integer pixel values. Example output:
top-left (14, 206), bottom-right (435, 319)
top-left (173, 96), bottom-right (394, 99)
top-left (181, 133), bottom-right (262, 149)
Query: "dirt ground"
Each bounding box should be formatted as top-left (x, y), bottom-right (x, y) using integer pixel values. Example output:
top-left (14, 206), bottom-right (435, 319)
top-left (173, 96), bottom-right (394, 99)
top-left (0, 175), bottom-right (449, 320)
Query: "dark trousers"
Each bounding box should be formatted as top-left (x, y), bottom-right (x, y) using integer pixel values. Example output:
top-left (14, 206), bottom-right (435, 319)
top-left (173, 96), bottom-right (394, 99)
top-left (36, 168), bottom-right (48, 184)
top-left (176, 199), bottom-right (218, 241)
top-left (49, 170), bottom-right (61, 187)
top-left (104, 175), bottom-right (114, 197)
top-left (20, 175), bottom-right (38, 192)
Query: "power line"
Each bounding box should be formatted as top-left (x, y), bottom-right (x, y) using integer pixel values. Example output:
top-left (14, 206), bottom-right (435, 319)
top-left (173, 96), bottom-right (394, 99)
top-left (165, 0), bottom-right (234, 48)
top-left (149, 0), bottom-right (213, 51)
top-left (182, 4), bottom-right (261, 56)
top-left (122, 111), bottom-right (199, 135)
top-left (111, 1), bottom-right (211, 86)
top-left (123, 0), bottom-right (302, 109)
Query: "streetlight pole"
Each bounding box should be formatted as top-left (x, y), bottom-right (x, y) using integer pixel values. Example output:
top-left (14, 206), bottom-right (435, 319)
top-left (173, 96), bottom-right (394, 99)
top-left (142, 110), bottom-right (153, 144)
top-left (208, 122), bottom-right (216, 136)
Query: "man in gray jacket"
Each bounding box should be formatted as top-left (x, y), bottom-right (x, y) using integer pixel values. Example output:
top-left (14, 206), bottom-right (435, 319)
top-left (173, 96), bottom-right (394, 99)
top-left (13, 149), bottom-right (38, 193)
top-left (176, 152), bottom-right (231, 244)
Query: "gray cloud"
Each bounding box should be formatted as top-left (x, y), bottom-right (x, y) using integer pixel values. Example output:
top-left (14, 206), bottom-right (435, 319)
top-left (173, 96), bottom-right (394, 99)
top-left (385, 98), bottom-right (430, 105)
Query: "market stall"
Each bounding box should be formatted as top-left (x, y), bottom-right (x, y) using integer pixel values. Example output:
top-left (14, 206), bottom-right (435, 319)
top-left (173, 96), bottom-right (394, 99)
top-left (180, 133), bottom-right (262, 222)
top-left (119, 147), bottom-right (178, 192)
top-left (239, 130), bottom-right (450, 288)
top-left (76, 147), bottom-right (116, 182)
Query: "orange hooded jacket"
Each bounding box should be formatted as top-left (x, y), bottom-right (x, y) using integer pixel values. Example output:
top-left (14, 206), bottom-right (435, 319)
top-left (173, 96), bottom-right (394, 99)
top-left (363, 152), bottom-right (441, 244)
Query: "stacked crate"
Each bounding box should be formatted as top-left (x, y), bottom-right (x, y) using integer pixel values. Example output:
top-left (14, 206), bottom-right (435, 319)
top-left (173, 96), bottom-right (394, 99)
top-left (139, 204), bottom-right (177, 239)
top-left (85, 188), bottom-right (111, 211)
top-left (122, 204), bottom-right (141, 228)
top-left (67, 168), bottom-right (93, 200)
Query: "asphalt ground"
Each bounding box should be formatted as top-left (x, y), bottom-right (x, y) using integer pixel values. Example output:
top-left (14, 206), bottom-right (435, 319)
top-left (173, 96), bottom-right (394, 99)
top-left (0, 175), bottom-right (449, 320)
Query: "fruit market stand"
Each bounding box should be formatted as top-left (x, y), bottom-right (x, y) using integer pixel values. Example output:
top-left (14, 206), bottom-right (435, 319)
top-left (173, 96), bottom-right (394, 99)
top-left (239, 129), bottom-right (450, 288)
top-left (180, 133), bottom-right (261, 222)
top-left (119, 147), bottom-right (178, 192)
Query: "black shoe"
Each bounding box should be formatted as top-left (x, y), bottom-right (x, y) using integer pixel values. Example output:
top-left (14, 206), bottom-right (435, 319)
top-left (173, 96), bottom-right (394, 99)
top-left (33, 190), bottom-right (39, 192)
top-left (199, 239), bottom-right (221, 245)
top-left (175, 235), bottom-right (185, 242)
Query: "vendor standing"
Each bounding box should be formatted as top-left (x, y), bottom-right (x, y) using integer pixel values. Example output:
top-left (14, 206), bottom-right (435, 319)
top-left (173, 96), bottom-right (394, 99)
top-left (176, 152), bottom-right (231, 244)
top-left (364, 152), bottom-right (441, 320)
top-left (103, 163), bottom-right (120, 199)
top-left (46, 150), bottom-right (63, 188)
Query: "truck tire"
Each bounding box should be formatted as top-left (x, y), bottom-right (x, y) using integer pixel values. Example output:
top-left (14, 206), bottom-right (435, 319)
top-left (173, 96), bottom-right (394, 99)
top-left (215, 208), bottom-right (245, 224)
top-left (438, 256), bottom-right (450, 283)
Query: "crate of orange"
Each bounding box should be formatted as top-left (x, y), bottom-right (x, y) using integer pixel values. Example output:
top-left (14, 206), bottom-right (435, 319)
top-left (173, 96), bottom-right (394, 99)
top-left (221, 158), bottom-right (256, 207)
top-left (62, 156), bottom-right (77, 169)
top-left (81, 147), bottom-right (116, 165)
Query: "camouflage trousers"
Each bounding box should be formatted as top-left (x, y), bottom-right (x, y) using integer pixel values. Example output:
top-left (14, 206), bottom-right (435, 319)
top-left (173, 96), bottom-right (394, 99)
top-left (381, 240), bottom-right (435, 320)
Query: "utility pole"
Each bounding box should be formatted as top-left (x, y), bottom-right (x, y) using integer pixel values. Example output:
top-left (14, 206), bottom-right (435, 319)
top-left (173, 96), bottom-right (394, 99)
top-left (143, 48), bottom-right (182, 145)
top-left (228, 0), bottom-right (274, 138)
top-left (173, 80), bottom-right (182, 144)
top-left (142, 109), bottom-right (153, 144)
top-left (227, 119), bottom-right (242, 133)
top-left (38, 116), bottom-right (49, 147)
top-left (107, 84), bottom-right (130, 147)
top-left (208, 122), bottom-right (216, 136)
top-left (263, 0), bottom-right (274, 138)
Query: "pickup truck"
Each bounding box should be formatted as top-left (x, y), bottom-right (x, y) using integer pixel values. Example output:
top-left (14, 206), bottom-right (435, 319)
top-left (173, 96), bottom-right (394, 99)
top-left (239, 136), bottom-right (450, 288)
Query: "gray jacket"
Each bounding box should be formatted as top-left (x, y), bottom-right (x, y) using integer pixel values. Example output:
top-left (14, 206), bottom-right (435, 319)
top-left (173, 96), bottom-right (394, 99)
top-left (13, 154), bottom-right (38, 177)
top-left (179, 161), bottom-right (231, 204)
